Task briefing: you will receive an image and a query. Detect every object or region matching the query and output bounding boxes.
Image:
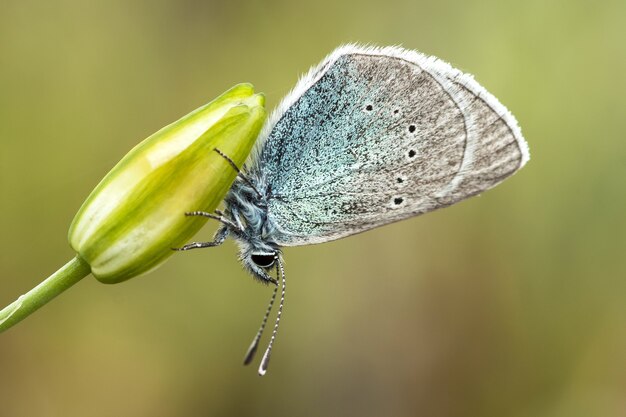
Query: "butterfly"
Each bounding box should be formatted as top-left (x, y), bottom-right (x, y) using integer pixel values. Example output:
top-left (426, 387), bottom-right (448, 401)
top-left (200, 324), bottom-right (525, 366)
top-left (177, 44), bottom-right (529, 375)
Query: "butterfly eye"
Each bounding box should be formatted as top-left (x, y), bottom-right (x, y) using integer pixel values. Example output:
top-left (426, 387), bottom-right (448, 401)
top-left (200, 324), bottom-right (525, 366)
top-left (251, 253), bottom-right (276, 268)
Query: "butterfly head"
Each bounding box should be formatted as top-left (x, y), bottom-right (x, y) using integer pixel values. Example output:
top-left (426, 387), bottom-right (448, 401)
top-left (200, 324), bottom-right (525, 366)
top-left (236, 238), bottom-right (281, 285)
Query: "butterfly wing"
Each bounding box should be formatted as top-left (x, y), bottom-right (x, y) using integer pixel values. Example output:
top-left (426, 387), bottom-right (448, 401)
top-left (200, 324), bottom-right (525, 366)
top-left (248, 45), bottom-right (529, 246)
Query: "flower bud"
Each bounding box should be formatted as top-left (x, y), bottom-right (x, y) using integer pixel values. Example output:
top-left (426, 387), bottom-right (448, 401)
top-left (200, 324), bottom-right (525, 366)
top-left (68, 83), bottom-right (265, 283)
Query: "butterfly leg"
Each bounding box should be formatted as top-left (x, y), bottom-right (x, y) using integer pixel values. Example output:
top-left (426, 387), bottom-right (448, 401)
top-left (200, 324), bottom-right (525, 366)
top-left (173, 225), bottom-right (229, 251)
top-left (214, 148), bottom-right (263, 198)
top-left (184, 210), bottom-right (240, 230)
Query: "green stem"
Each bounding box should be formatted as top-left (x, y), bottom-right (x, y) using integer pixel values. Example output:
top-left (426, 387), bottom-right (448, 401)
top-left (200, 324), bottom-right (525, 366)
top-left (0, 256), bottom-right (91, 332)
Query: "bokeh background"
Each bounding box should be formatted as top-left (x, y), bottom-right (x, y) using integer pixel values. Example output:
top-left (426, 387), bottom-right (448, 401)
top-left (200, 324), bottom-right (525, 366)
top-left (1, 0), bottom-right (624, 416)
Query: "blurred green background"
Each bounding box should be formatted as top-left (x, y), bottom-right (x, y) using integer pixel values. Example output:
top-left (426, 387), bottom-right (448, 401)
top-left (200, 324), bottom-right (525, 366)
top-left (1, 0), bottom-right (624, 416)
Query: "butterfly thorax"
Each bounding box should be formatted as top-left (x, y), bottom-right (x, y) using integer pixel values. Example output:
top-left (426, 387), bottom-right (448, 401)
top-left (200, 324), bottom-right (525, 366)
top-left (224, 175), bottom-right (281, 260)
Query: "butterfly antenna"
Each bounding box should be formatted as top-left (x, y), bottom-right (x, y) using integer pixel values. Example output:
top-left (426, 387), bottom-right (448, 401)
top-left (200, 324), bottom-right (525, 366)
top-left (258, 258), bottom-right (286, 376)
top-left (213, 148), bottom-right (263, 199)
top-left (243, 270), bottom-right (279, 366)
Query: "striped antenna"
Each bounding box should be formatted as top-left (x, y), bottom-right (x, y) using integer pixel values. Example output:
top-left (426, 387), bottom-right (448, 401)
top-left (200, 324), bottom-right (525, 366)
top-left (258, 258), bottom-right (286, 376)
top-left (243, 262), bottom-right (279, 366)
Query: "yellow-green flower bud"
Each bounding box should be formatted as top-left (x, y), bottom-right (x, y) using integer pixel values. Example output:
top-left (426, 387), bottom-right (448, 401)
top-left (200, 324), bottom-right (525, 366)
top-left (68, 83), bottom-right (266, 283)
